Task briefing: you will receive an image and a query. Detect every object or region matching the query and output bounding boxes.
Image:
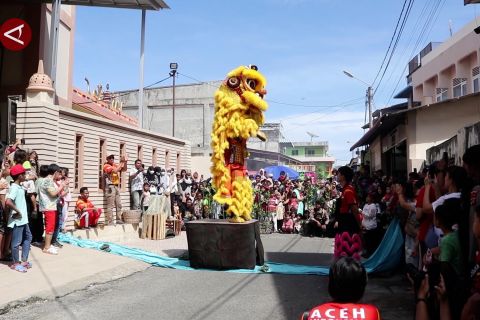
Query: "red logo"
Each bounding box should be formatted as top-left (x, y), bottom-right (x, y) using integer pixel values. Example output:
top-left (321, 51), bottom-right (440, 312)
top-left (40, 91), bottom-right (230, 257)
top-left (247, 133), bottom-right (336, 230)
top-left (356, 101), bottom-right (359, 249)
top-left (0, 18), bottom-right (32, 51)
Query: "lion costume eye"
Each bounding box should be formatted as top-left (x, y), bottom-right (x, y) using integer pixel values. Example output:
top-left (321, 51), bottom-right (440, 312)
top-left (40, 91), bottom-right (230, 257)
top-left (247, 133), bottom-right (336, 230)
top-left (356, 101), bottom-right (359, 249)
top-left (246, 79), bottom-right (257, 90)
top-left (227, 77), bottom-right (240, 89)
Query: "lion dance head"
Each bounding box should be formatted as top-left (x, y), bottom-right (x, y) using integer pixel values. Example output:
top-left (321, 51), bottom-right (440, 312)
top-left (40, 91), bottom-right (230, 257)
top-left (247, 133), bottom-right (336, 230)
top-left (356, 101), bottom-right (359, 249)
top-left (211, 65), bottom-right (268, 222)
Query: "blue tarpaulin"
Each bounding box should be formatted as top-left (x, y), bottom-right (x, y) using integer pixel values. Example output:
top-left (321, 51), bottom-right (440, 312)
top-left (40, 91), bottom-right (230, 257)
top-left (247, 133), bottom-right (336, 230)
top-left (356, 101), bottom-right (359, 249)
top-left (58, 219), bottom-right (403, 276)
top-left (263, 165), bottom-right (299, 180)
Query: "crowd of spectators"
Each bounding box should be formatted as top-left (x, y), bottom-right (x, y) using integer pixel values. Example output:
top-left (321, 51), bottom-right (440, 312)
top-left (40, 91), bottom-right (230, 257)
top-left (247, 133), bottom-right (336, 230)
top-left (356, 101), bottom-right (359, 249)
top-left (249, 146), bottom-right (480, 319)
top-left (2, 136), bottom-right (480, 320)
top-left (1, 140), bottom-right (73, 273)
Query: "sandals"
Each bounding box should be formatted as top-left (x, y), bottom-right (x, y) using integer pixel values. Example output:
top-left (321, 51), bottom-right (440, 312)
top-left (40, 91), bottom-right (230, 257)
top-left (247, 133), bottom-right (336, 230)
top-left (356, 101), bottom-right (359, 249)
top-left (10, 263), bottom-right (27, 273)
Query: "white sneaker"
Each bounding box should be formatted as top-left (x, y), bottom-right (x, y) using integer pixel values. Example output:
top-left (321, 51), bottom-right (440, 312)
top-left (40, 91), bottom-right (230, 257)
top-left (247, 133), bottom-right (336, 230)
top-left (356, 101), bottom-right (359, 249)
top-left (43, 246), bottom-right (58, 255)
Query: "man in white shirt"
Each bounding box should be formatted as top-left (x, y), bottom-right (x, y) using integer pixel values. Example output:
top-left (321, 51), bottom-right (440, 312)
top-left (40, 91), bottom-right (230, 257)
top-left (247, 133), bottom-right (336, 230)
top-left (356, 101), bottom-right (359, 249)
top-left (129, 159), bottom-right (144, 210)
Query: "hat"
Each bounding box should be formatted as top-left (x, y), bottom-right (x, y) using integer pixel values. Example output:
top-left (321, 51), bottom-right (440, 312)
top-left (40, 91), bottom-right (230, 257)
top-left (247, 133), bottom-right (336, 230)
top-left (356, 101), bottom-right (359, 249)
top-left (106, 154), bottom-right (115, 160)
top-left (23, 161), bottom-right (32, 170)
top-left (10, 164), bottom-right (26, 176)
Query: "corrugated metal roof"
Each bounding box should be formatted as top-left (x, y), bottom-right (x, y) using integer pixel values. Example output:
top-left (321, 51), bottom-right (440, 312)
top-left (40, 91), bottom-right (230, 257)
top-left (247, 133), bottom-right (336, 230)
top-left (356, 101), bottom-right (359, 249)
top-left (22, 0), bottom-right (169, 10)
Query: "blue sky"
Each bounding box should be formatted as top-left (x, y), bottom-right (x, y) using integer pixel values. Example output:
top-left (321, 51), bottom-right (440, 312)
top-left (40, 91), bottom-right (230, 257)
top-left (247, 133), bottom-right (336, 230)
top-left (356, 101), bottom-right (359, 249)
top-left (73, 0), bottom-right (478, 165)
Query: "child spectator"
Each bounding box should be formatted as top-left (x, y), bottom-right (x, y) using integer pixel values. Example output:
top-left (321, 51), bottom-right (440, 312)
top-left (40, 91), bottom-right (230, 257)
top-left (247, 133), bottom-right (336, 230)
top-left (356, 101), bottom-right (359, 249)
top-left (435, 198), bottom-right (463, 276)
top-left (282, 213), bottom-right (294, 234)
top-left (31, 165), bottom-right (48, 246)
top-left (193, 192), bottom-right (203, 220)
top-left (362, 193), bottom-right (380, 257)
top-left (267, 191), bottom-right (278, 232)
top-left (59, 167), bottom-right (72, 233)
top-left (141, 182), bottom-right (151, 212)
top-left (301, 257), bottom-right (380, 319)
top-left (51, 167), bottom-right (68, 247)
top-left (294, 213), bottom-right (303, 234)
top-left (276, 191), bottom-right (285, 233)
top-left (5, 164), bottom-right (32, 273)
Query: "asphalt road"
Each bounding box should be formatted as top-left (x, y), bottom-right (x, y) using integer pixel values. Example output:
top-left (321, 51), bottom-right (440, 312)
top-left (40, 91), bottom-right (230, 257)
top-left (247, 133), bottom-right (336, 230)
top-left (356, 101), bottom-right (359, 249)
top-left (0, 234), bottom-right (414, 320)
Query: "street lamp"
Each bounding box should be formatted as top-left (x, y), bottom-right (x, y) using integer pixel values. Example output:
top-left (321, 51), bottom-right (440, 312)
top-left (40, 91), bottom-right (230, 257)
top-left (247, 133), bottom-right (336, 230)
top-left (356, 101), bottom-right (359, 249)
top-left (343, 70), bottom-right (373, 128)
top-left (170, 63), bottom-right (178, 137)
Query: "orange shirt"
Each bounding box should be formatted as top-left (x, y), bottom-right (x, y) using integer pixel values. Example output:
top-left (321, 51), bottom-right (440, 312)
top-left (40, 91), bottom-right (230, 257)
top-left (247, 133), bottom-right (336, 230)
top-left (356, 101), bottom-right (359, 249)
top-left (76, 197), bottom-right (94, 212)
top-left (103, 163), bottom-right (120, 185)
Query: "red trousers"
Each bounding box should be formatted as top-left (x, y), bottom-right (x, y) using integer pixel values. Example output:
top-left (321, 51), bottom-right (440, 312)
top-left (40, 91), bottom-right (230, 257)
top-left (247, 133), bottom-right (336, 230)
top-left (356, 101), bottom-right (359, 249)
top-left (78, 209), bottom-right (101, 228)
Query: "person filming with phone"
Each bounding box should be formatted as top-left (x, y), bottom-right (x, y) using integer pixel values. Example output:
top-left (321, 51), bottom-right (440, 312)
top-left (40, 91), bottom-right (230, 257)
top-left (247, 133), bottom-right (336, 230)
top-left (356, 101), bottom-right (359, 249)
top-left (103, 154), bottom-right (127, 225)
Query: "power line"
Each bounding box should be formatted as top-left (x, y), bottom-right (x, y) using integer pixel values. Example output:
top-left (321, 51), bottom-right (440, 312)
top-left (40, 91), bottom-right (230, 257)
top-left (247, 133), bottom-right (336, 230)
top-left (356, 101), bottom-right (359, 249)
top-left (371, 0), bottom-right (410, 87)
top-left (374, 0), bottom-right (430, 100)
top-left (385, 0), bottom-right (446, 106)
top-left (177, 72), bottom-right (365, 109)
top-left (266, 97), bottom-right (364, 108)
top-left (374, 0), bottom-right (415, 96)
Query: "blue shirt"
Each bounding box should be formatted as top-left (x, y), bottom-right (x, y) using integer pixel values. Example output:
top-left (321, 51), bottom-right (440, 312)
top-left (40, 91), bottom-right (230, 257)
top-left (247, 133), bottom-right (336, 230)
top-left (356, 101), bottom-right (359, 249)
top-left (7, 183), bottom-right (28, 228)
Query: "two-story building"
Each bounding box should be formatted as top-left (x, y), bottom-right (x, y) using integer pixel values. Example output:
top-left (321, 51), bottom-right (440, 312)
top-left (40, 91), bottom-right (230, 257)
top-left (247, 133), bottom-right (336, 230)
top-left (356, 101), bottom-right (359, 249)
top-left (351, 18), bottom-right (480, 176)
top-left (280, 141), bottom-right (335, 178)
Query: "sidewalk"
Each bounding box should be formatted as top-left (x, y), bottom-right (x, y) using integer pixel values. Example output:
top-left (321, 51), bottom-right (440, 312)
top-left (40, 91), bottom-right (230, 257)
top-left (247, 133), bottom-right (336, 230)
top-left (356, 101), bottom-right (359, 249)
top-left (0, 243), bottom-right (148, 309)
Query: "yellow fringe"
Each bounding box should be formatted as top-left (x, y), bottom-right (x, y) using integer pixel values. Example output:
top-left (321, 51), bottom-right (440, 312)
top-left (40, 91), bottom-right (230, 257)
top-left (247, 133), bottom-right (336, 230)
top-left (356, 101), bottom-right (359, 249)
top-left (210, 66), bottom-right (268, 223)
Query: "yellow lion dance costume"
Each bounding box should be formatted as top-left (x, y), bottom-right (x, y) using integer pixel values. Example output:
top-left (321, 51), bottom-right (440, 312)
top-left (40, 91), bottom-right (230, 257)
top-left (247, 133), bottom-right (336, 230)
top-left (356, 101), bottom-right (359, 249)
top-left (211, 65), bottom-right (268, 223)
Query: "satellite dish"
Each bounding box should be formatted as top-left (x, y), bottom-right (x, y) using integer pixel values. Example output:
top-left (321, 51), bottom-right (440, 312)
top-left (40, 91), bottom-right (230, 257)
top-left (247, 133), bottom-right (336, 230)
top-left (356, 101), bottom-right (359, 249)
top-left (306, 131), bottom-right (319, 141)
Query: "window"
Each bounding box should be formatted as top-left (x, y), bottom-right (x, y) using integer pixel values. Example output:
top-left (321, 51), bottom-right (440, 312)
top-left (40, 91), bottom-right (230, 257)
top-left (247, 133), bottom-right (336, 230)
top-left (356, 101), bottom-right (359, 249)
top-left (75, 135), bottom-right (84, 191)
top-left (119, 143), bottom-right (126, 190)
top-left (152, 148), bottom-right (158, 166)
top-left (452, 78), bottom-right (467, 98)
top-left (291, 149), bottom-right (299, 156)
top-left (99, 139), bottom-right (106, 190)
top-left (165, 151), bottom-right (170, 169)
top-left (306, 149), bottom-right (315, 156)
top-left (176, 153), bottom-right (181, 172)
top-left (137, 145), bottom-right (143, 161)
top-left (435, 88), bottom-right (448, 102)
top-left (473, 67), bottom-right (479, 93)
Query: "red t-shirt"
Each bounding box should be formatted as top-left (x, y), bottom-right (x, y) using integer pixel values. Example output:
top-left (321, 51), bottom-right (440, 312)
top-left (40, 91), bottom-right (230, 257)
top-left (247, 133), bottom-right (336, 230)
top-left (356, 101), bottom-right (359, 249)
top-left (303, 303), bottom-right (380, 320)
top-left (340, 185), bottom-right (358, 214)
top-left (415, 185), bottom-right (436, 242)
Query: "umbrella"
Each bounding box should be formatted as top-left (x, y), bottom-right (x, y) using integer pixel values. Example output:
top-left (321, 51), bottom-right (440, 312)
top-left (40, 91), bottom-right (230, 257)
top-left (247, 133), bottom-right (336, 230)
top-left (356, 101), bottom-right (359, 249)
top-left (263, 165), bottom-right (299, 180)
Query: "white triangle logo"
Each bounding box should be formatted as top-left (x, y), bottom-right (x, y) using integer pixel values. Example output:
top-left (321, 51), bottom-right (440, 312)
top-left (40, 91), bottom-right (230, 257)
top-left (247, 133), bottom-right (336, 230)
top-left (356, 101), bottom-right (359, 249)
top-left (3, 24), bottom-right (24, 45)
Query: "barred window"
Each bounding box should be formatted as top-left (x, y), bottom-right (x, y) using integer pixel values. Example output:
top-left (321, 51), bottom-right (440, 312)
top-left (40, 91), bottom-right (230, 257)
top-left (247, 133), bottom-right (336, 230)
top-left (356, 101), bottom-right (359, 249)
top-left (75, 135), bottom-right (84, 191)
top-left (152, 148), bottom-right (158, 166)
top-left (120, 143), bottom-right (126, 191)
top-left (176, 153), bottom-right (181, 172)
top-left (137, 145), bottom-right (143, 161)
top-left (99, 139), bottom-right (106, 190)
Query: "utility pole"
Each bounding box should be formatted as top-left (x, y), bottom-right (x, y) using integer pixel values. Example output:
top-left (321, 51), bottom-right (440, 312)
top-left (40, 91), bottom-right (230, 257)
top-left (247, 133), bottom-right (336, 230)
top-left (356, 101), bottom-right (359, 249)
top-left (367, 86), bottom-right (373, 129)
top-left (169, 63), bottom-right (178, 137)
top-left (138, 9), bottom-right (146, 129)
